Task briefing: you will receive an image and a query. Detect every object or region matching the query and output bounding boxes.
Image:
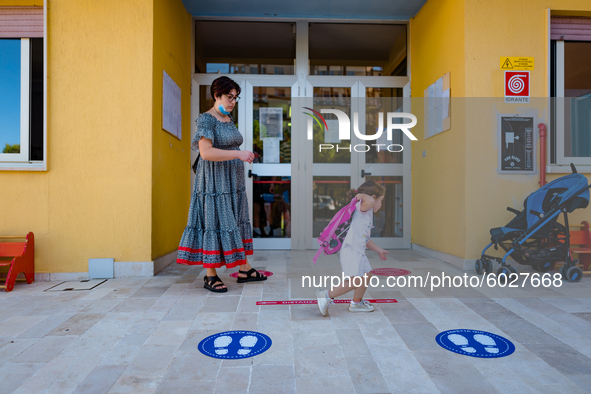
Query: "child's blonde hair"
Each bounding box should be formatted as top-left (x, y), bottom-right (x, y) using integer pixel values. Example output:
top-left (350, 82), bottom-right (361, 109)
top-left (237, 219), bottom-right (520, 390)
top-left (345, 180), bottom-right (386, 201)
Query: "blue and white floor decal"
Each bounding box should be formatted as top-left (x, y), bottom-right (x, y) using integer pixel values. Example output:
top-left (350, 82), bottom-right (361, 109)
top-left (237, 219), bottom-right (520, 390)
top-left (198, 331), bottom-right (273, 359)
top-left (436, 329), bottom-right (515, 358)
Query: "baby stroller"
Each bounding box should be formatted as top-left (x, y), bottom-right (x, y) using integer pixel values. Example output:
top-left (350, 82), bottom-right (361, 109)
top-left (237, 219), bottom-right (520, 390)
top-left (477, 164), bottom-right (591, 283)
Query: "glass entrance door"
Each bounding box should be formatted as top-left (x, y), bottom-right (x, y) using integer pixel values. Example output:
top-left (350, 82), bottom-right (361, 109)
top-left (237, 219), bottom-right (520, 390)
top-left (304, 78), bottom-right (411, 249)
top-left (357, 82), bottom-right (411, 249)
top-left (191, 75), bottom-right (410, 250)
top-left (303, 80), bottom-right (358, 248)
top-left (245, 79), bottom-right (298, 249)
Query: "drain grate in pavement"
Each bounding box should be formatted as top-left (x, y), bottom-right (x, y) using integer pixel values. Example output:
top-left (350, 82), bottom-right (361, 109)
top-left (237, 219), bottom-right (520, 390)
top-left (45, 279), bottom-right (107, 292)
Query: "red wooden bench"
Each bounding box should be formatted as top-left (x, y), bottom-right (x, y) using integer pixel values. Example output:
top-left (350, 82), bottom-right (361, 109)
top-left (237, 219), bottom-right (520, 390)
top-left (0, 232), bottom-right (35, 292)
top-left (554, 222), bottom-right (591, 276)
top-left (568, 221), bottom-right (591, 271)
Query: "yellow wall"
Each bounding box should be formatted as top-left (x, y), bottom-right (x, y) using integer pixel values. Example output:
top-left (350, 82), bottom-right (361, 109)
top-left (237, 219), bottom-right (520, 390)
top-left (410, 0), bottom-right (467, 258)
top-left (0, 0), bottom-right (154, 273)
top-left (412, 0), bottom-right (591, 261)
top-left (464, 0), bottom-right (591, 260)
top-left (151, 0), bottom-right (192, 260)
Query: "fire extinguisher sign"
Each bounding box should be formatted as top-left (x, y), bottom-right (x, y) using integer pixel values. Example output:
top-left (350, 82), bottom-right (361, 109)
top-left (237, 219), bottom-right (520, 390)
top-left (504, 71), bottom-right (530, 103)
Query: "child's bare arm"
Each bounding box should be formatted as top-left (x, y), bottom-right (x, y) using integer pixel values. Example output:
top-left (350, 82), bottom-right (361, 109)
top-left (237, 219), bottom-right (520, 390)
top-left (366, 240), bottom-right (381, 253)
top-left (367, 240), bottom-right (389, 261)
top-left (356, 193), bottom-right (375, 212)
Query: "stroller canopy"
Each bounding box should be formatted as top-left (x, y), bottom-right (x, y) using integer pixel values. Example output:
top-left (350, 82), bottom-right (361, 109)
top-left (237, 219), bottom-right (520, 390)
top-left (499, 174), bottom-right (590, 236)
top-left (525, 174), bottom-right (590, 227)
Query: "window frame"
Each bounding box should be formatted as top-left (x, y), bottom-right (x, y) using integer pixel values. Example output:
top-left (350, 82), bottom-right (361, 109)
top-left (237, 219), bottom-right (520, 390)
top-left (551, 39), bottom-right (591, 168)
top-left (0, 4), bottom-right (46, 171)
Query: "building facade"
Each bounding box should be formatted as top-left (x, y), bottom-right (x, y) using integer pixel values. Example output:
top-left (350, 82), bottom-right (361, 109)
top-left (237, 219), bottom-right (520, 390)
top-left (1, 0), bottom-right (590, 277)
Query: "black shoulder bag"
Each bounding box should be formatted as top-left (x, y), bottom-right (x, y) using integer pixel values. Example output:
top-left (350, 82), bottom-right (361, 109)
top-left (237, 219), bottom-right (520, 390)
top-left (191, 153), bottom-right (200, 174)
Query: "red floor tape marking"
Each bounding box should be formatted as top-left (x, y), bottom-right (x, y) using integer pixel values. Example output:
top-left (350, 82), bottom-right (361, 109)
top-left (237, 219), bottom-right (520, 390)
top-left (256, 299), bottom-right (397, 305)
top-left (229, 270), bottom-right (274, 278)
top-left (371, 268), bottom-right (411, 276)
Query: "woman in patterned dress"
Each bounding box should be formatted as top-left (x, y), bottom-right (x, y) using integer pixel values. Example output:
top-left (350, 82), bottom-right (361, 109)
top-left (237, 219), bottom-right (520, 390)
top-left (177, 76), bottom-right (267, 292)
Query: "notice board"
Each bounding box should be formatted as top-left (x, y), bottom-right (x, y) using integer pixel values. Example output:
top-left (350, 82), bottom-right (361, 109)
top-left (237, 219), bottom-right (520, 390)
top-left (497, 114), bottom-right (536, 174)
top-left (162, 70), bottom-right (182, 140)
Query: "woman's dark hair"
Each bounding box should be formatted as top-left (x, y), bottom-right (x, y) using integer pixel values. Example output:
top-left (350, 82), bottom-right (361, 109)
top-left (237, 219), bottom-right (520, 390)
top-left (345, 180), bottom-right (386, 201)
top-left (211, 76), bottom-right (241, 100)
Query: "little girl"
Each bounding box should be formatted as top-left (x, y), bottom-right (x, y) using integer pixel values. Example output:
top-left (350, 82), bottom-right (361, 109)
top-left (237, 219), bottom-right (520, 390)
top-left (316, 180), bottom-right (390, 315)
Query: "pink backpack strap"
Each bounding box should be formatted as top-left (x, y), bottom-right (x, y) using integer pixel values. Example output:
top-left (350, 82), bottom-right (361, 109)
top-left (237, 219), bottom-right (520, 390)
top-left (312, 248), bottom-right (323, 265)
top-left (326, 197), bottom-right (356, 240)
top-left (312, 198), bottom-right (357, 264)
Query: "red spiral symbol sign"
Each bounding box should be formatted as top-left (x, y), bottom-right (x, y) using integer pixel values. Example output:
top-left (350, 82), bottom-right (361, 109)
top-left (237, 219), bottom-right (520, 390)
top-left (508, 74), bottom-right (526, 94)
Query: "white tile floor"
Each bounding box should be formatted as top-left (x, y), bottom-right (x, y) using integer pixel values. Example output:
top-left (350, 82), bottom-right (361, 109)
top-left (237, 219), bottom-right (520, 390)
top-left (1, 249), bottom-right (591, 393)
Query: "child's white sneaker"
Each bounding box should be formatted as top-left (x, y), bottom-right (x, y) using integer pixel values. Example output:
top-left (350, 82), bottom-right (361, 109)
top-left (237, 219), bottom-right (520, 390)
top-left (316, 289), bottom-right (331, 316)
top-left (348, 300), bottom-right (375, 313)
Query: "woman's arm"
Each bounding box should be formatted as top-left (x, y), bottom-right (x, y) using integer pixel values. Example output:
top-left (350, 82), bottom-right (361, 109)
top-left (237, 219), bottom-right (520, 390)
top-left (198, 138), bottom-right (253, 163)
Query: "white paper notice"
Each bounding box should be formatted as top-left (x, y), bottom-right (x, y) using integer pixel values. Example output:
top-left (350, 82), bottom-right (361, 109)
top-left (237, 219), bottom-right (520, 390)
top-left (442, 89), bottom-right (450, 119)
top-left (260, 107), bottom-right (283, 140)
top-left (324, 119), bottom-right (341, 143)
top-left (162, 70), bottom-right (182, 140)
top-left (428, 84), bottom-right (436, 111)
top-left (435, 78), bottom-right (443, 99)
top-left (435, 103), bottom-right (443, 135)
top-left (263, 138), bottom-right (280, 163)
top-left (428, 108), bottom-right (436, 138)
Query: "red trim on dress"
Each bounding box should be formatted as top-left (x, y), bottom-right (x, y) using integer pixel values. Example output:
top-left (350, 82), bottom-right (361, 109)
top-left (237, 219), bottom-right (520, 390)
top-left (177, 238), bottom-right (254, 266)
top-left (243, 238), bottom-right (253, 255)
top-left (176, 258), bottom-right (247, 269)
top-left (178, 246), bottom-right (246, 256)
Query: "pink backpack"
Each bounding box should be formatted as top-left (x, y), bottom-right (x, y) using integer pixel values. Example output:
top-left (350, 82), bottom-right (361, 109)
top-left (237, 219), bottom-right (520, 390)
top-left (313, 197), bottom-right (358, 264)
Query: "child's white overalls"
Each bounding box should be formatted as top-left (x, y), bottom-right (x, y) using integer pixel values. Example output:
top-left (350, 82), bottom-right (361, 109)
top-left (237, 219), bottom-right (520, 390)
top-left (340, 200), bottom-right (373, 277)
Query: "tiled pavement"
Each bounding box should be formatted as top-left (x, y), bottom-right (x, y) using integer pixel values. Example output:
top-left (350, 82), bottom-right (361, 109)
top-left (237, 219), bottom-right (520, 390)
top-left (1, 250), bottom-right (591, 393)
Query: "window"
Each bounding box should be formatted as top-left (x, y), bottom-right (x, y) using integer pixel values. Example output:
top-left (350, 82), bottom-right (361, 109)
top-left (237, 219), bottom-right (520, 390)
top-left (0, 39), bottom-right (28, 161)
top-left (0, 7), bottom-right (44, 167)
top-left (308, 23), bottom-right (407, 77)
top-left (195, 21), bottom-right (295, 75)
top-left (551, 17), bottom-right (591, 166)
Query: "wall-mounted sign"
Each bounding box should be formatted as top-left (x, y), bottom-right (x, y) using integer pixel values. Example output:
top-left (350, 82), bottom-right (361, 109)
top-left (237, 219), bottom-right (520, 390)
top-left (500, 57), bottom-right (534, 70)
top-left (504, 71), bottom-right (530, 103)
top-left (162, 70), bottom-right (182, 140)
top-left (498, 114), bottom-right (536, 174)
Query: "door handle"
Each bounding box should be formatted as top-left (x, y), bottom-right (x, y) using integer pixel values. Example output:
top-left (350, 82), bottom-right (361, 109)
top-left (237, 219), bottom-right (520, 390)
top-left (361, 169), bottom-right (372, 177)
top-left (248, 169), bottom-right (258, 178)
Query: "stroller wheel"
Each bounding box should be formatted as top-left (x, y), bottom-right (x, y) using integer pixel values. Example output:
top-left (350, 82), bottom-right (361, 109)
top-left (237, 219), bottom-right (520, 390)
top-left (508, 265), bottom-right (518, 275)
top-left (537, 262), bottom-right (552, 273)
top-left (483, 259), bottom-right (493, 274)
top-left (497, 267), bottom-right (511, 285)
top-left (475, 259), bottom-right (484, 275)
top-left (560, 264), bottom-right (567, 279)
top-left (566, 266), bottom-right (583, 283)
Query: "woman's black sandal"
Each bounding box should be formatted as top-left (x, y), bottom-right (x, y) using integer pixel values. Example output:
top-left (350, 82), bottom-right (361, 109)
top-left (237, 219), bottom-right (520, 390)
top-left (237, 268), bottom-right (267, 283)
top-left (204, 275), bottom-right (228, 293)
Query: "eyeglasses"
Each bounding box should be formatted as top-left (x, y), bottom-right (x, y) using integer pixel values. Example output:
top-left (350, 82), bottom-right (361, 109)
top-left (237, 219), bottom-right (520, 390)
top-left (224, 94), bottom-right (240, 103)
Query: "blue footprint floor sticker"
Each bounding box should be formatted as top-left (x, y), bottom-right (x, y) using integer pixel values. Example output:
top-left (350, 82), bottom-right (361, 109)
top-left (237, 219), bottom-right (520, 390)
top-left (436, 329), bottom-right (515, 358)
top-left (199, 331), bottom-right (272, 359)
